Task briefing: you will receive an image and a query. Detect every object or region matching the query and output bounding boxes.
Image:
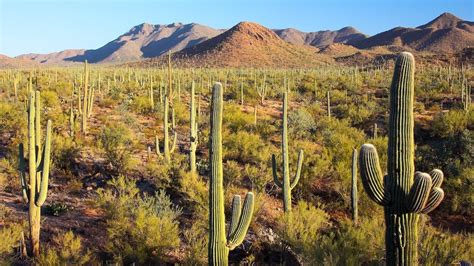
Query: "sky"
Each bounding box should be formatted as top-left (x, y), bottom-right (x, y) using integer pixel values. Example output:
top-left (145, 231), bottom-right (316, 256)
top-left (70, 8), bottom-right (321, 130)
top-left (0, 0), bottom-right (472, 57)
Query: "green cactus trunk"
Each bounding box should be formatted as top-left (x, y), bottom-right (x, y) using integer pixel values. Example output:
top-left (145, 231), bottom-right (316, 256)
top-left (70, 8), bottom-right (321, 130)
top-left (209, 82), bottom-right (254, 266)
top-left (327, 90), bottom-right (331, 119)
top-left (272, 92), bottom-right (303, 212)
top-left (359, 53), bottom-right (445, 266)
top-left (190, 81), bottom-right (198, 174)
top-left (82, 60), bottom-right (89, 133)
top-left (19, 90), bottom-right (52, 257)
top-left (351, 148), bottom-right (358, 223)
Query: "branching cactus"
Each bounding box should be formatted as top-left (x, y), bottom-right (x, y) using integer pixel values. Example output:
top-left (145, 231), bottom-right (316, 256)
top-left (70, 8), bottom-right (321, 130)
top-left (19, 90), bottom-right (52, 257)
top-left (81, 60), bottom-right (94, 134)
top-left (359, 52), bottom-right (445, 265)
top-left (209, 82), bottom-right (254, 266)
top-left (190, 81), bottom-right (198, 174)
top-left (272, 91), bottom-right (304, 212)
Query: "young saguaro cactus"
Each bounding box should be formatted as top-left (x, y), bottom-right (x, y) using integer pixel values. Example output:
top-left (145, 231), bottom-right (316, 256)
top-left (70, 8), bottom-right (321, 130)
top-left (209, 82), bottom-right (254, 266)
top-left (351, 148), bottom-right (358, 223)
top-left (189, 81), bottom-right (198, 174)
top-left (359, 52), bottom-right (445, 265)
top-left (81, 60), bottom-right (94, 134)
top-left (19, 90), bottom-right (52, 257)
top-left (272, 91), bottom-right (304, 212)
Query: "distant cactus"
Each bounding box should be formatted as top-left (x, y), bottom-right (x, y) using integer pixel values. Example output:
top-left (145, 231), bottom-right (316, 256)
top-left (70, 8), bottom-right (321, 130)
top-left (461, 70), bottom-right (471, 112)
top-left (19, 90), bottom-right (52, 257)
top-left (190, 81), bottom-right (198, 174)
top-left (373, 123), bottom-right (378, 139)
top-left (359, 52), bottom-right (445, 265)
top-left (351, 148), bottom-right (358, 223)
top-left (149, 74), bottom-right (155, 110)
top-left (81, 60), bottom-right (94, 134)
top-left (272, 92), bottom-right (304, 212)
top-left (257, 74), bottom-right (267, 104)
top-left (209, 82), bottom-right (254, 265)
top-left (327, 90), bottom-right (331, 118)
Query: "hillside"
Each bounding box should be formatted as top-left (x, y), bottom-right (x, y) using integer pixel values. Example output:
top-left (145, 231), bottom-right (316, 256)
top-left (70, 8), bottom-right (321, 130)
top-left (274, 26), bottom-right (367, 48)
top-left (349, 13), bottom-right (474, 53)
top-left (0, 54), bottom-right (39, 68)
top-left (159, 22), bottom-right (332, 67)
top-left (17, 23), bottom-right (223, 64)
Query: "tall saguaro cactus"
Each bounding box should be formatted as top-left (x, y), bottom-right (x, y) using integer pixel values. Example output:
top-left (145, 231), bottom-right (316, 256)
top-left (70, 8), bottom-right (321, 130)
top-left (189, 81), bottom-right (198, 174)
top-left (81, 60), bottom-right (94, 134)
top-left (359, 52), bottom-right (445, 265)
top-left (272, 91), bottom-right (304, 212)
top-left (351, 148), bottom-right (358, 223)
top-left (19, 90), bottom-right (52, 257)
top-left (209, 82), bottom-right (254, 266)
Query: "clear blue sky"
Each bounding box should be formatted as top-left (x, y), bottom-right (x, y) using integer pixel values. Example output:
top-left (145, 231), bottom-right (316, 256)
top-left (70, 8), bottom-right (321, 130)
top-left (0, 0), bottom-right (472, 56)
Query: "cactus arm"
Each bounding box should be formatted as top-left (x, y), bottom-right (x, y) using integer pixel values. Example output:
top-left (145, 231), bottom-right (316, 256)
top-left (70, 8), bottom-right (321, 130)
top-left (155, 135), bottom-right (162, 157)
top-left (421, 188), bottom-right (444, 214)
top-left (290, 149), bottom-right (303, 190)
top-left (227, 192), bottom-right (254, 250)
top-left (35, 120), bottom-right (52, 207)
top-left (429, 169), bottom-right (444, 187)
top-left (227, 195), bottom-right (241, 239)
top-left (359, 144), bottom-right (390, 205)
top-left (406, 172), bottom-right (432, 213)
top-left (170, 107), bottom-right (177, 153)
top-left (271, 154), bottom-right (282, 188)
top-left (18, 143), bottom-right (29, 203)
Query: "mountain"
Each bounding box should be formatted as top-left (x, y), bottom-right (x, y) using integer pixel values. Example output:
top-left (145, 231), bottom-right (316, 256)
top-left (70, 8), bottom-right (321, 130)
top-left (17, 22), bottom-right (223, 64)
top-left (349, 13), bottom-right (474, 53)
top-left (0, 54), bottom-right (39, 68)
top-left (157, 22), bottom-right (332, 68)
top-left (274, 26), bottom-right (367, 48)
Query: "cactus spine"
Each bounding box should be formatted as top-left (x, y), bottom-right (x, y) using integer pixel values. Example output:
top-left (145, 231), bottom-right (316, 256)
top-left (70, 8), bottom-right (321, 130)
top-left (359, 52), bottom-right (445, 265)
top-left (190, 81), bottom-right (198, 174)
top-left (351, 148), bottom-right (358, 223)
top-left (272, 92), bottom-right (304, 212)
top-left (209, 82), bottom-right (254, 266)
top-left (19, 90), bottom-right (52, 257)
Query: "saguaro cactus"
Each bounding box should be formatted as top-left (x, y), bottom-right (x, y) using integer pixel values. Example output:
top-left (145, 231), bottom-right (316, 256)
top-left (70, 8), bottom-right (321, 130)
top-left (351, 148), bottom-right (358, 223)
top-left (272, 91), bottom-right (304, 212)
top-left (209, 82), bottom-right (254, 266)
top-left (190, 81), bottom-right (198, 174)
top-left (359, 52), bottom-right (445, 265)
top-left (81, 60), bottom-right (94, 134)
top-left (327, 90), bottom-right (331, 118)
top-left (19, 90), bottom-right (52, 257)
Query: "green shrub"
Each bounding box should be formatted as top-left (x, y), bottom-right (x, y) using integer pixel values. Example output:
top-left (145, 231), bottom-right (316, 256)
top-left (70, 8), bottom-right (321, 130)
top-left (419, 221), bottom-right (473, 265)
top-left (98, 122), bottom-right (135, 174)
top-left (313, 217), bottom-right (385, 265)
top-left (277, 201), bottom-right (330, 262)
top-left (224, 131), bottom-right (271, 164)
top-left (96, 176), bottom-right (181, 264)
top-left (37, 231), bottom-right (93, 265)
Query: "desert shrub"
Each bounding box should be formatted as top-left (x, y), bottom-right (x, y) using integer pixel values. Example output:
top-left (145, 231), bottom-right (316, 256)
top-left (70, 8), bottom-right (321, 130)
top-left (277, 201), bottom-right (330, 262)
top-left (0, 158), bottom-right (18, 191)
top-left (432, 110), bottom-right (473, 138)
top-left (183, 222), bottom-right (208, 265)
top-left (245, 163), bottom-right (271, 193)
top-left (419, 222), bottom-right (473, 265)
top-left (0, 101), bottom-right (25, 135)
top-left (224, 131), bottom-right (271, 164)
top-left (288, 108), bottom-right (316, 139)
top-left (52, 135), bottom-right (80, 175)
top-left (224, 104), bottom-right (254, 133)
top-left (313, 217), bottom-right (385, 265)
top-left (129, 95), bottom-right (153, 114)
top-left (44, 202), bottom-right (71, 217)
top-left (37, 231), bottom-right (93, 265)
top-left (98, 122), bottom-right (135, 174)
top-left (0, 223), bottom-right (23, 256)
top-left (96, 176), bottom-right (180, 264)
